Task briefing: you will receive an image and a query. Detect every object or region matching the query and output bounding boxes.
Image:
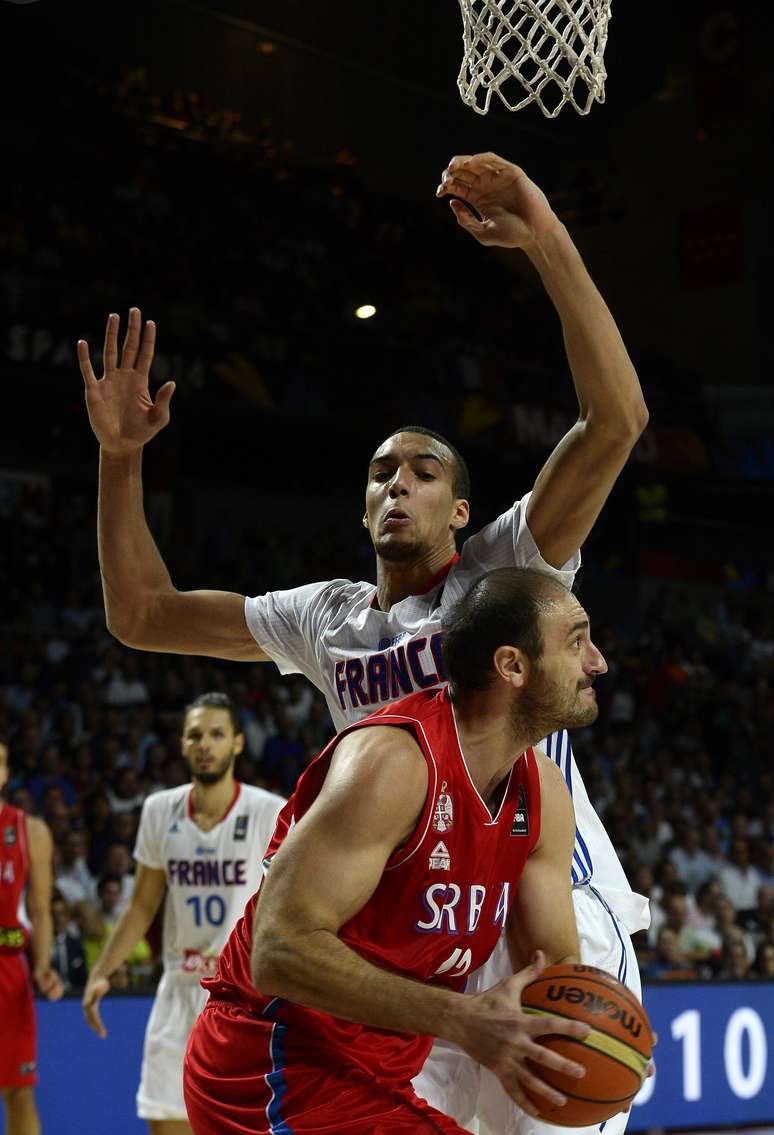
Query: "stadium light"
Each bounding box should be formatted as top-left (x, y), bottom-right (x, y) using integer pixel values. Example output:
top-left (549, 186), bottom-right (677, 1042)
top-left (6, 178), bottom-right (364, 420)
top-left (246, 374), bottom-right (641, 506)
top-left (355, 304), bottom-right (377, 320)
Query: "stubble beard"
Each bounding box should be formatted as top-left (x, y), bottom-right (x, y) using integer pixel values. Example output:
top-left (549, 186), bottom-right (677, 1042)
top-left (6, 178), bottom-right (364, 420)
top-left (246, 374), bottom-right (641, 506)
top-left (511, 669), bottom-right (598, 746)
top-left (373, 534), bottom-right (425, 564)
top-left (191, 753), bottom-right (236, 787)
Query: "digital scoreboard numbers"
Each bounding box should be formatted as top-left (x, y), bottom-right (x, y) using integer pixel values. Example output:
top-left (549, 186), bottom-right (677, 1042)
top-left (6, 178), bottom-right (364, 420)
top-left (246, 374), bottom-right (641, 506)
top-left (631, 983), bottom-right (774, 1130)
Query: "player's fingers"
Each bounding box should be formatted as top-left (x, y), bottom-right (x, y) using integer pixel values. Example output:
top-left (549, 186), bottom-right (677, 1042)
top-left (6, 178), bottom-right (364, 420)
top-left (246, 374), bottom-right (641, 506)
top-left (77, 340), bottom-right (98, 387)
top-left (447, 154), bottom-right (475, 170)
top-left (84, 999), bottom-right (107, 1038)
top-left (448, 199), bottom-right (486, 234)
top-left (149, 380), bottom-right (176, 426)
top-left (516, 1064), bottom-right (568, 1109)
top-left (526, 1014), bottom-right (591, 1043)
top-left (136, 318), bottom-right (157, 377)
top-left (507, 950), bottom-right (546, 997)
top-left (523, 1037), bottom-right (586, 1079)
top-left (103, 312), bottom-right (119, 375)
top-left (120, 306), bottom-right (142, 370)
top-left (503, 1078), bottom-right (543, 1118)
top-left (437, 172), bottom-right (475, 199)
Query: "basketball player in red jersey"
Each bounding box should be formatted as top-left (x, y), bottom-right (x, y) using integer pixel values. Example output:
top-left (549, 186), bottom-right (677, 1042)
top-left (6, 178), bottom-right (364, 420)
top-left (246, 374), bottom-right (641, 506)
top-left (183, 568), bottom-right (605, 1134)
top-left (0, 740), bottom-right (64, 1135)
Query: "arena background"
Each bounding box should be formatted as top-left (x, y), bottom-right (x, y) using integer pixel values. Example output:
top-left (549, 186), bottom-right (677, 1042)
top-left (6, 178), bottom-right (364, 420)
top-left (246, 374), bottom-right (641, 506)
top-left (1, 1), bottom-right (772, 1132)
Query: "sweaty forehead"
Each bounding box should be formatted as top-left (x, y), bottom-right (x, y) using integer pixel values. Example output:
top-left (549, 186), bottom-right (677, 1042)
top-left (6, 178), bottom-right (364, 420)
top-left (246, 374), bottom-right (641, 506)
top-left (370, 432), bottom-right (451, 466)
top-left (542, 591), bottom-right (587, 632)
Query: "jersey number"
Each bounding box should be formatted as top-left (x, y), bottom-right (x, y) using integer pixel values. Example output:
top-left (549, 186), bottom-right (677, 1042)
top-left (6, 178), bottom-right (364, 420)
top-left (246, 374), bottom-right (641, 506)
top-left (434, 947), bottom-right (473, 978)
top-left (185, 895), bottom-right (226, 927)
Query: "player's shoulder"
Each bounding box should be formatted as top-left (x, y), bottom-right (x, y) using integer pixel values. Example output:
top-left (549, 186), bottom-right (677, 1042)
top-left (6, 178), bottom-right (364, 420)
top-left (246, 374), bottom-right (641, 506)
top-left (236, 782), bottom-right (285, 812)
top-left (140, 783), bottom-right (191, 818)
top-left (314, 578), bottom-right (377, 614)
top-left (25, 812), bottom-right (51, 846)
top-left (531, 747), bottom-right (574, 810)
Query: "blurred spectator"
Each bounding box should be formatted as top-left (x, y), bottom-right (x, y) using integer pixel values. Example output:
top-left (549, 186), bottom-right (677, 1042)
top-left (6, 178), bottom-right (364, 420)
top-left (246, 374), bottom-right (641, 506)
top-left (105, 766), bottom-right (145, 814)
top-left (25, 744), bottom-right (77, 810)
top-left (753, 941), bottom-right (774, 979)
top-left (669, 825), bottom-right (716, 892)
top-left (102, 653), bottom-right (150, 708)
top-left (79, 875), bottom-right (152, 981)
top-left (718, 935), bottom-right (752, 981)
top-left (102, 842), bottom-right (136, 911)
top-left (644, 928), bottom-right (700, 981)
top-left (260, 712), bottom-right (307, 797)
top-left (55, 830), bottom-right (96, 906)
top-left (50, 891), bottom-right (87, 992)
top-left (719, 839), bottom-right (763, 912)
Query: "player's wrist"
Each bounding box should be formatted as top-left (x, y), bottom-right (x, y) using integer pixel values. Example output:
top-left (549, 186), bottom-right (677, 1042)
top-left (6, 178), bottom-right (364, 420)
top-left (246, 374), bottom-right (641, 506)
top-left (434, 987), bottom-right (481, 1049)
top-left (523, 220), bottom-right (576, 272)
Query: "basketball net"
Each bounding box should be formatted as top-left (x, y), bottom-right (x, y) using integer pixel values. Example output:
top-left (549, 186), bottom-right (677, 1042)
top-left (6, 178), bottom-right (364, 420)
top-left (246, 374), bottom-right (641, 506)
top-left (457, 0), bottom-right (612, 118)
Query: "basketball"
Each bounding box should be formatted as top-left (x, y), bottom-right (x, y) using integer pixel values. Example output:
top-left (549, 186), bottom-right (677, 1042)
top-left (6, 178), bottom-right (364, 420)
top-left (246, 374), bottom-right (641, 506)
top-left (521, 964), bottom-right (653, 1127)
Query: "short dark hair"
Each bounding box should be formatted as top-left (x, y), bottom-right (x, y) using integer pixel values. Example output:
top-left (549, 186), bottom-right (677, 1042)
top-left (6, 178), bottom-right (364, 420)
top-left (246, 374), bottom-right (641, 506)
top-left (183, 692), bottom-right (241, 735)
top-left (388, 425), bottom-right (471, 500)
top-left (442, 568), bottom-right (569, 695)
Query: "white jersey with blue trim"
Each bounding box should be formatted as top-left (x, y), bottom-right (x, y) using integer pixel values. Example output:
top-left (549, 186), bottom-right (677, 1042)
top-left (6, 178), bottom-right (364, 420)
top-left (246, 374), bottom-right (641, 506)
top-left (134, 782), bottom-right (284, 975)
top-left (245, 491), bottom-right (649, 934)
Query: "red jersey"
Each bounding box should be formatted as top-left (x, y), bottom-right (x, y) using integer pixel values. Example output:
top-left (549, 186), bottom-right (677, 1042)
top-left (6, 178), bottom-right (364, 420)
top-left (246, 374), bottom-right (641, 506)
top-left (204, 687), bottom-right (541, 1084)
top-left (0, 803), bottom-right (30, 955)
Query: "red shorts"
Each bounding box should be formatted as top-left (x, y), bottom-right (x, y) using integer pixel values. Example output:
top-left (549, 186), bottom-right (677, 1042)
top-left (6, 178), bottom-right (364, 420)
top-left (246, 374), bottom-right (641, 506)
top-left (184, 1001), bottom-right (467, 1135)
top-left (0, 953), bottom-right (37, 1089)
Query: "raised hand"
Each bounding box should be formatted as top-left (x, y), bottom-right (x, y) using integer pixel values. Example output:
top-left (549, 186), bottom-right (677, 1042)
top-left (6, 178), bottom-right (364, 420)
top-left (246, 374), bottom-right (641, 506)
top-left (78, 308), bottom-right (175, 458)
top-left (436, 153), bottom-right (559, 250)
top-left (453, 952), bottom-right (589, 1117)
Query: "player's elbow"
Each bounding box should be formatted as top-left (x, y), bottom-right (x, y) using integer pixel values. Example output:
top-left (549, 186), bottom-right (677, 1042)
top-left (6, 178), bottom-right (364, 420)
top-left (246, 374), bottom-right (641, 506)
top-left (250, 924), bottom-right (293, 994)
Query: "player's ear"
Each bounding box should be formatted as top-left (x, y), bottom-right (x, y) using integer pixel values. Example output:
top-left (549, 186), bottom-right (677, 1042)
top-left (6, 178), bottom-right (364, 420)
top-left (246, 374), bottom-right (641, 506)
top-left (450, 499), bottom-right (470, 533)
top-left (362, 513), bottom-right (369, 528)
top-left (234, 732), bottom-right (245, 757)
top-left (493, 645), bottom-right (528, 688)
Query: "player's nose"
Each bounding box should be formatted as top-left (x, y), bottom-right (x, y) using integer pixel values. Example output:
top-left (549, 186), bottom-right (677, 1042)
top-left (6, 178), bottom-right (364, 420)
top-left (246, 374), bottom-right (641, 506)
top-left (387, 471), bottom-right (410, 496)
top-left (588, 643), bottom-right (607, 675)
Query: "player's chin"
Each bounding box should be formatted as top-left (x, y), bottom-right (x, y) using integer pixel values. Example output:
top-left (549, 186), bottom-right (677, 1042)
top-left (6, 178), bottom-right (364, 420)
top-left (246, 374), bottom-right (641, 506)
top-left (571, 697), bottom-right (599, 727)
top-left (374, 534), bottom-right (423, 562)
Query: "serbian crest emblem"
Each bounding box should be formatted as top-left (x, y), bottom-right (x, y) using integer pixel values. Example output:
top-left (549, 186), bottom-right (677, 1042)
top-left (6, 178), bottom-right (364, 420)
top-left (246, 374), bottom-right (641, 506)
top-left (433, 780), bottom-right (454, 833)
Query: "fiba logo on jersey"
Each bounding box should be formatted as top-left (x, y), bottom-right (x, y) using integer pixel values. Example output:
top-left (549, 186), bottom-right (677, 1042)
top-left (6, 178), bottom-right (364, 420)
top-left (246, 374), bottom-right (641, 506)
top-left (4, 825), bottom-right (16, 845)
top-left (433, 782), bottom-right (454, 833)
top-left (511, 784), bottom-right (529, 836)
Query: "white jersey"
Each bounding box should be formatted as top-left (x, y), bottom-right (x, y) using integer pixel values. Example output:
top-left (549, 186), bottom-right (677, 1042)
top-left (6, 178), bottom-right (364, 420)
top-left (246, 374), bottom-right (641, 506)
top-left (133, 782), bottom-right (284, 977)
top-left (245, 492), bottom-right (648, 934)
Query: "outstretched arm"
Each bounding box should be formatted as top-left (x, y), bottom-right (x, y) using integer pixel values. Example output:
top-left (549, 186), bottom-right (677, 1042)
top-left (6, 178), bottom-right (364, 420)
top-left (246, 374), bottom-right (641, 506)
top-left (251, 726), bottom-right (589, 1117)
top-left (79, 309), bottom-right (267, 660)
top-left (438, 154), bottom-right (648, 569)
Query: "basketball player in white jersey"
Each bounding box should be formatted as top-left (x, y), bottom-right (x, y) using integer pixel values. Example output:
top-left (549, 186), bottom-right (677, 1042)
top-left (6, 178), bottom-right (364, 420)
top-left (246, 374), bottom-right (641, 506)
top-left (78, 151), bottom-right (649, 1135)
top-left (81, 693), bottom-right (284, 1134)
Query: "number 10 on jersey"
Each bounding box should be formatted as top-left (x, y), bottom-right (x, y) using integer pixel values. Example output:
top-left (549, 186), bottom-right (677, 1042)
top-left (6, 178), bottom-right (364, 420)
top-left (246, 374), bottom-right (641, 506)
top-left (186, 894), bottom-right (226, 926)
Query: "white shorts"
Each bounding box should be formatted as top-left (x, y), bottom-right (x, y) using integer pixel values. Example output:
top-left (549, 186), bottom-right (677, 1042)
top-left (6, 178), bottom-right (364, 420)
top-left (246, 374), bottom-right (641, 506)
top-left (413, 884), bottom-right (642, 1135)
top-left (137, 970), bottom-right (209, 1121)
